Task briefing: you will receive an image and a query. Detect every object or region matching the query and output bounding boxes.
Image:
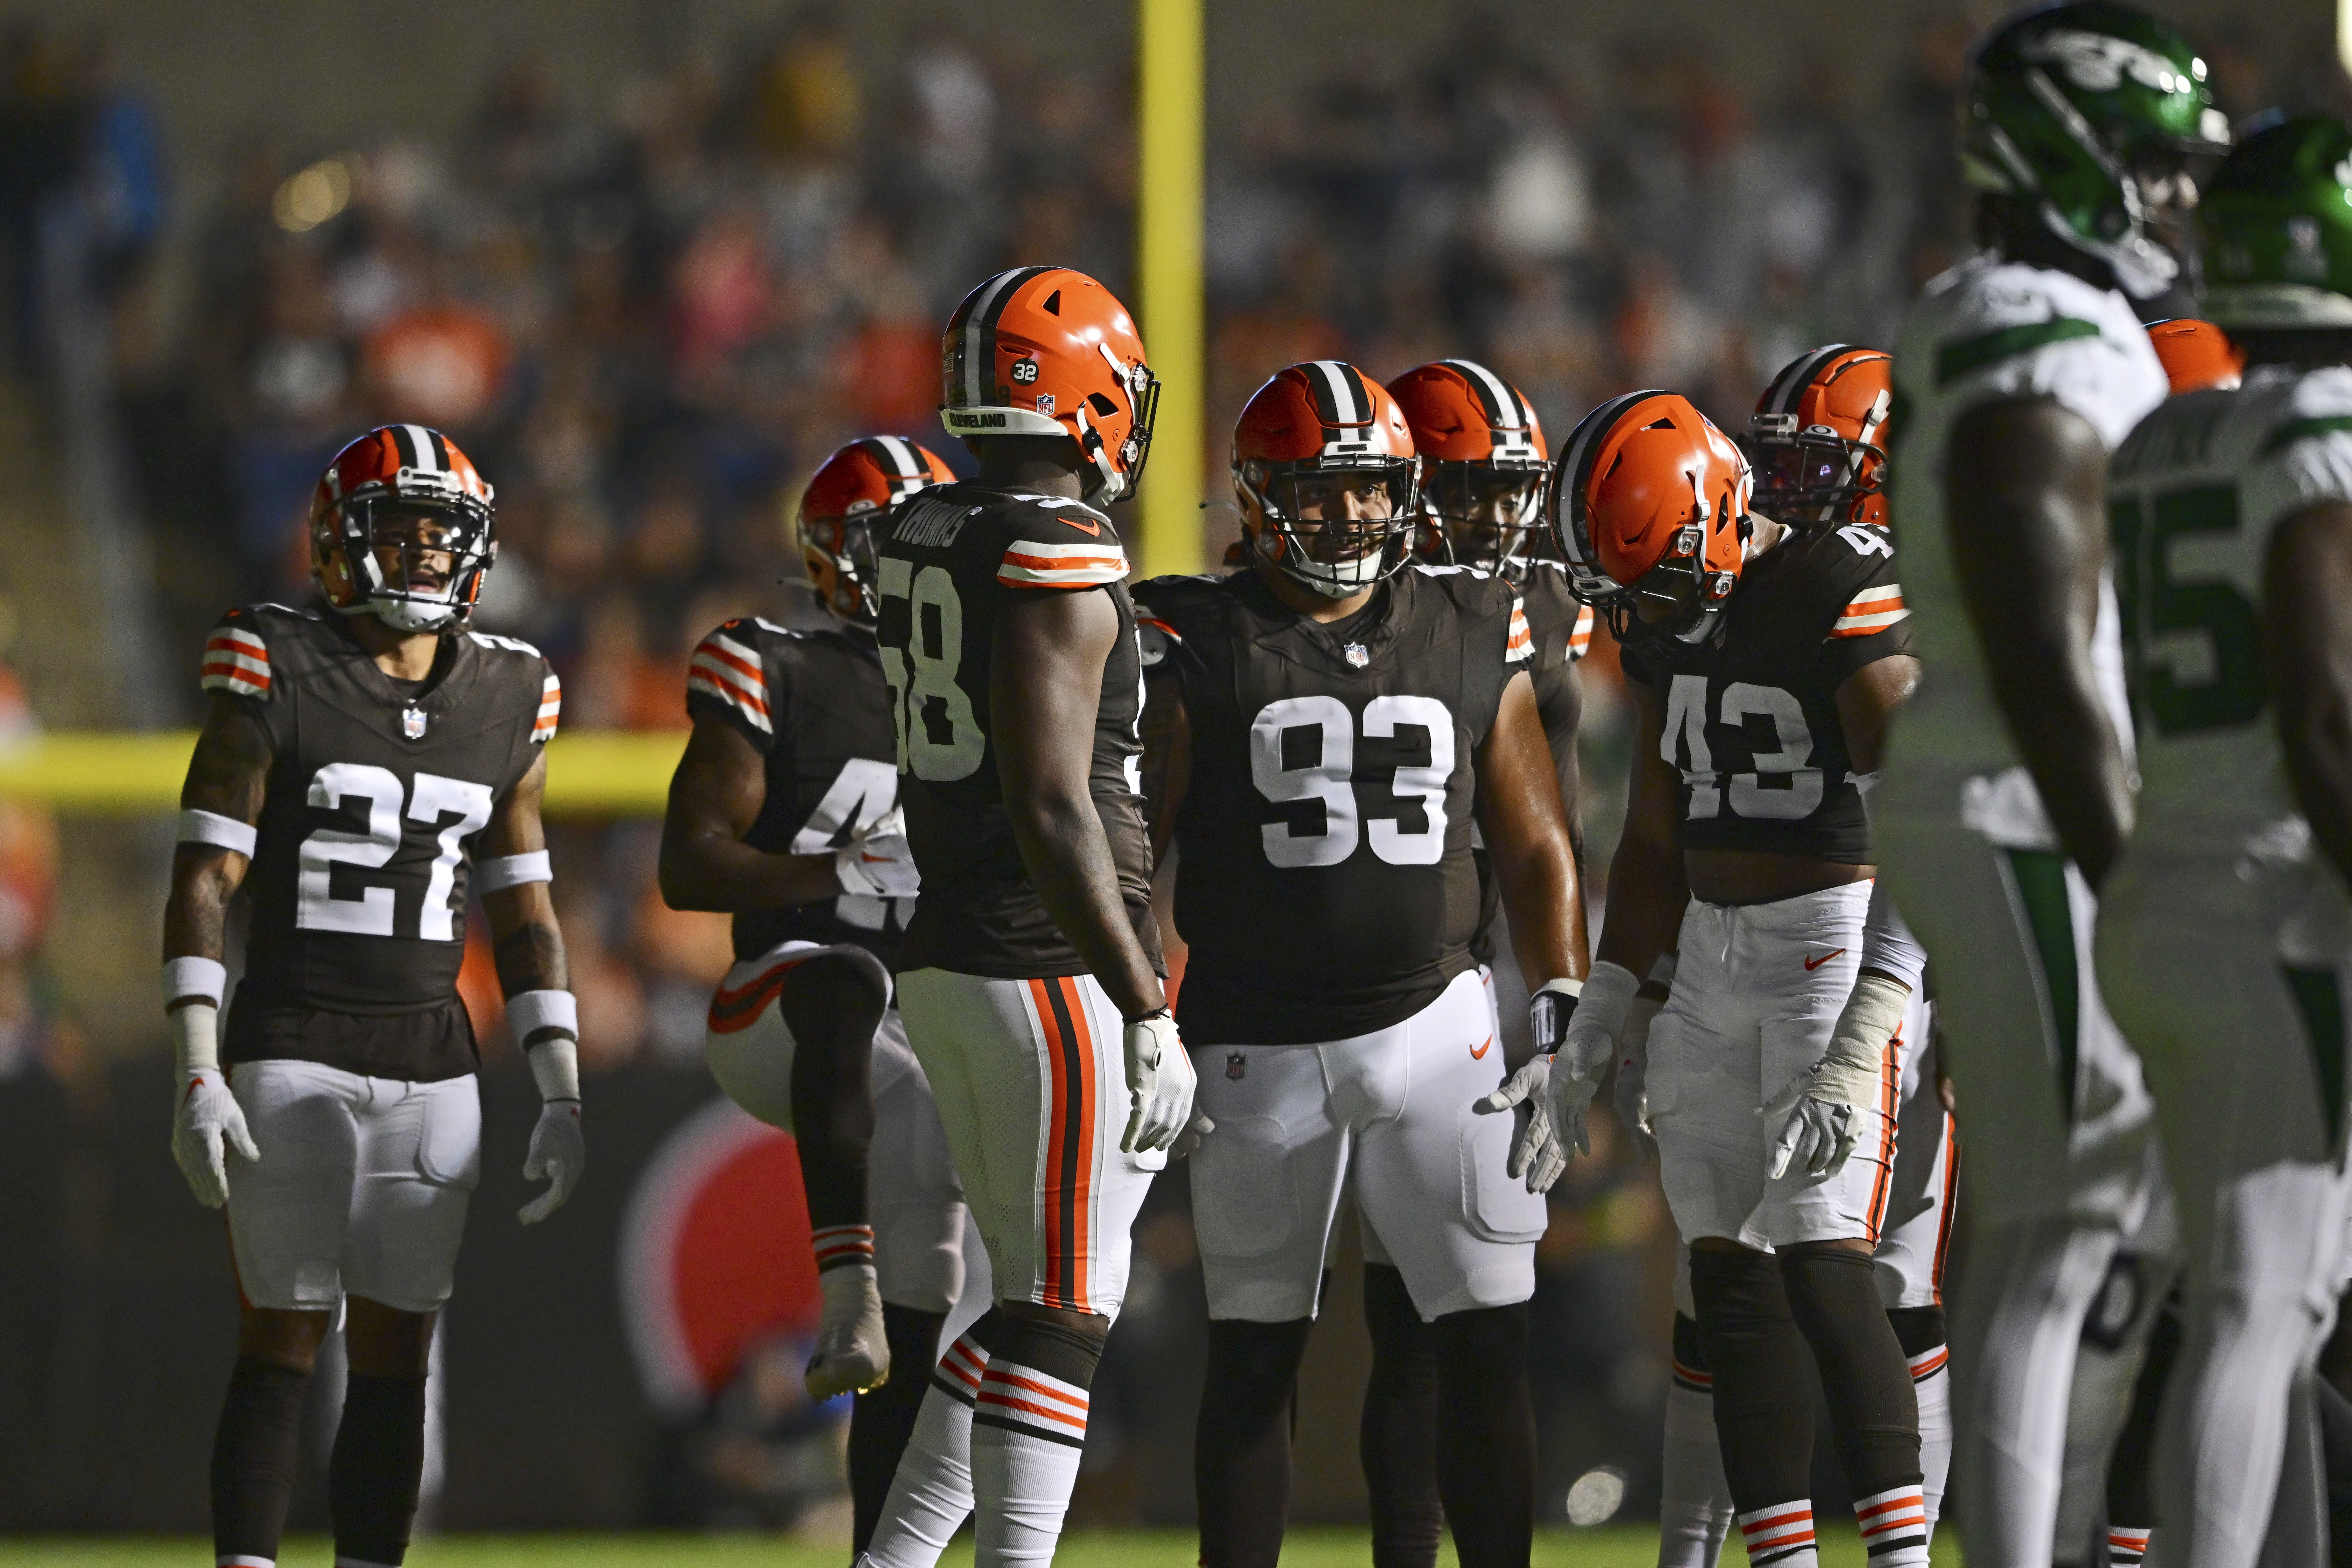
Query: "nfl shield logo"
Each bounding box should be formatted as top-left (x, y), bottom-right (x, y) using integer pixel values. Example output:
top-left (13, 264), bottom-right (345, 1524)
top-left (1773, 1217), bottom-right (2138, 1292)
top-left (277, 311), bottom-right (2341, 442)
top-left (1035, 393), bottom-right (1055, 417)
top-left (1226, 1052), bottom-right (1246, 1081)
top-left (402, 704), bottom-right (429, 740)
top-left (1345, 643), bottom-right (1369, 668)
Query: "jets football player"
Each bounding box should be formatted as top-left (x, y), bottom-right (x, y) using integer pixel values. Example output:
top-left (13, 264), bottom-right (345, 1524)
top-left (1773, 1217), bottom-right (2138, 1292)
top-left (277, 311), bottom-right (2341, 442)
top-left (1135, 360), bottom-right (1584, 1568)
top-left (166, 426), bottom-right (581, 1568)
top-left (2097, 114), bottom-right (2352, 1565)
top-left (1360, 357), bottom-right (1592, 1566)
top-left (659, 435), bottom-right (966, 1553)
top-left (1873, 5), bottom-right (2227, 1559)
top-left (858, 266), bottom-right (1196, 1568)
top-left (1516, 390), bottom-right (1927, 1566)
top-left (1637, 348), bottom-right (1960, 1566)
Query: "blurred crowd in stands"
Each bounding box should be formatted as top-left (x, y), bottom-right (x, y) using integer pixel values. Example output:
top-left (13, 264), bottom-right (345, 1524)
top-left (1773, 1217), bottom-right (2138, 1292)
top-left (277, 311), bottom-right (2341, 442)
top-left (0, 1), bottom-right (2331, 1525)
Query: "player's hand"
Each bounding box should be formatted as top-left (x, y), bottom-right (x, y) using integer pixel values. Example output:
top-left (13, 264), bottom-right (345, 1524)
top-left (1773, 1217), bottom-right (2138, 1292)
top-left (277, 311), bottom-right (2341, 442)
top-left (1121, 1012), bottom-right (1194, 1154)
top-left (835, 806), bottom-right (919, 899)
top-left (519, 1098), bottom-right (584, 1223)
top-left (1614, 993), bottom-right (1664, 1161)
top-left (1172, 1109), bottom-right (1216, 1159)
top-left (1478, 1056), bottom-right (1565, 1194)
top-left (172, 1070), bottom-right (258, 1209)
top-left (1764, 1089), bottom-right (1858, 1180)
top-left (1760, 968), bottom-right (1908, 1180)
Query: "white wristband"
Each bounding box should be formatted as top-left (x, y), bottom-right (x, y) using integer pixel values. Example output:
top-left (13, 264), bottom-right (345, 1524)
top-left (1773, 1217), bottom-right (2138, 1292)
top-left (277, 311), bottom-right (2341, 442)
top-left (163, 956), bottom-right (228, 1008)
top-left (178, 808), bottom-right (257, 858)
top-left (171, 1001), bottom-right (222, 1079)
top-left (474, 851), bottom-right (553, 895)
top-left (526, 1037), bottom-right (580, 1102)
top-left (508, 988), bottom-right (579, 1049)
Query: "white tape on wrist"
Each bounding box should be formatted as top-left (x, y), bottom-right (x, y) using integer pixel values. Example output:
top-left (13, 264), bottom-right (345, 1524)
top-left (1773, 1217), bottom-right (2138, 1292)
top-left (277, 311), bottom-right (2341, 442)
top-left (172, 1001), bottom-right (222, 1078)
top-left (508, 988), bottom-right (579, 1050)
top-left (163, 956), bottom-right (228, 1008)
top-left (178, 809), bottom-right (257, 858)
top-left (527, 1037), bottom-right (581, 1102)
top-left (474, 851), bottom-right (553, 895)
top-left (1816, 970), bottom-right (1911, 1108)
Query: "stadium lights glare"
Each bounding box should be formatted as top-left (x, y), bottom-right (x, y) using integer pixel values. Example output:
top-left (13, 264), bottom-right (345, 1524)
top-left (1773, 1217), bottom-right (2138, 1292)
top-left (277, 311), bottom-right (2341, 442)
top-left (274, 157), bottom-right (354, 233)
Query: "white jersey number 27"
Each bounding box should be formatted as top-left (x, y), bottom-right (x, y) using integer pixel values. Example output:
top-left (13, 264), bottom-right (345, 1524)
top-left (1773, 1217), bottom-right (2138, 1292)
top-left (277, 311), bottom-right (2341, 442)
top-left (297, 763), bottom-right (495, 939)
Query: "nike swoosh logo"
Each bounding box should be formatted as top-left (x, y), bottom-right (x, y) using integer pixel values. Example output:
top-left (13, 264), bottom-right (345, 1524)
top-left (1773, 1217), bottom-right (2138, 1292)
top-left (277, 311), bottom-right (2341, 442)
top-left (1803, 948), bottom-right (1848, 971)
top-left (1470, 1036), bottom-right (1492, 1060)
top-left (1060, 517), bottom-right (1103, 536)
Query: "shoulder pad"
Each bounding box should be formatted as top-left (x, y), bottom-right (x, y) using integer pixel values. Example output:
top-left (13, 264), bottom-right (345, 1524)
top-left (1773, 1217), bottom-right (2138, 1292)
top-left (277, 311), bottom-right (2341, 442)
top-left (201, 607), bottom-right (278, 700)
top-left (997, 500), bottom-right (1129, 589)
top-left (688, 621), bottom-right (773, 735)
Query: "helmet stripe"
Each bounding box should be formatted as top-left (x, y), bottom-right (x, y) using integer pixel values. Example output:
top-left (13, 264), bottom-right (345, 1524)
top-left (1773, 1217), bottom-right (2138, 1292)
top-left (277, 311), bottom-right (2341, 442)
top-left (1764, 345), bottom-right (1854, 418)
top-left (403, 424), bottom-right (440, 473)
top-left (388, 424), bottom-right (420, 470)
top-left (871, 434), bottom-right (922, 478)
top-left (959, 266), bottom-right (1050, 408)
top-left (1305, 360), bottom-right (1364, 425)
top-left (1445, 358), bottom-right (1518, 428)
top-left (426, 428), bottom-right (451, 472)
top-left (1558, 390), bottom-right (1667, 572)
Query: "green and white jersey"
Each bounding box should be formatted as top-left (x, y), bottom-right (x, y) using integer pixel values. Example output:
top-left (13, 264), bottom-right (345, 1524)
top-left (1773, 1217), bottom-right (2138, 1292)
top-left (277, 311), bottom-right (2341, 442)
top-left (1889, 253), bottom-right (2166, 834)
top-left (2108, 363), bottom-right (2352, 856)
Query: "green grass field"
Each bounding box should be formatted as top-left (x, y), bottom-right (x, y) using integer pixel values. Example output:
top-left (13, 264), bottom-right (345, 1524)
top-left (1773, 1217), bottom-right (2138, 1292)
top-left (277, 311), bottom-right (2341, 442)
top-left (0, 1527), bottom-right (1966, 1567)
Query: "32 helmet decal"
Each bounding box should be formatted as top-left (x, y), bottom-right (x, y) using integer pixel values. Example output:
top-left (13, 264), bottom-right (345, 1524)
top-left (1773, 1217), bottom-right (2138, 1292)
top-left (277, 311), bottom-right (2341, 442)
top-left (939, 266), bottom-right (1158, 503)
top-left (1549, 391), bottom-right (1749, 649)
top-left (310, 424), bottom-right (496, 633)
top-left (1232, 361), bottom-right (1420, 601)
top-left (1749, 345), bottom-right (1894, 529)
top-left (1388, 359), bottom-right (1549, 580)
top-left (797, 436), bottom-right (956, 625)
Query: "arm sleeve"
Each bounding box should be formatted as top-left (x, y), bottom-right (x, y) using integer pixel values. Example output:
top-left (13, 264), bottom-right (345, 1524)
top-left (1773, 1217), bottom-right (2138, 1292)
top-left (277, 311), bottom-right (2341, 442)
top-left (684, 621), bottom-right (776, 751)
top-left (996, 503), bottom-right (1131, 589)
top-left (1858, 879), bottom-right (1927, 992)
top-left (1819, 536), bottom-right (1917, 683)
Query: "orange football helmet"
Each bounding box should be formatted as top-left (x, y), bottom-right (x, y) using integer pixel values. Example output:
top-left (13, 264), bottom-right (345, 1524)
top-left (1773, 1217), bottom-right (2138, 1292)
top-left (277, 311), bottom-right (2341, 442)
top-left (2146, 318), bottom-right (2244, 394)
top-left (1388, 359), bottom-right (1549, 578)
top-left (310, 424), bottom-right (497, 631)
top-left (939, 266), bottom-right (1157, 502)
top-left (1233, 361), bottom-right (1419, 599)
top-left (1551, 391), bottom-right (1749, 648)
top-left (797, 436), bottom-right (956, 624)
top-left (1749, 345), bottom-right (1893, 529)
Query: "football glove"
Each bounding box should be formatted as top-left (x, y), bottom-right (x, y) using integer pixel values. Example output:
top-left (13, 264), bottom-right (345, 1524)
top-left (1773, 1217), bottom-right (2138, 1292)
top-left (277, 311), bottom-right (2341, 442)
top-left (805, 1261), bottom-right (891, 1399)
top-left (1545, 961), bottom-right (1637, 1161)
top-left (173, 1068), bottom-right (259, 1209)
top-left (1613, 991), bottom-right (1665, 1161)
top-left (520, 1037), bottom-right (585, 1224)
top-left (1121, 1011), bottom-right (1196, 1155)
top-left (835, 806), bottom-right (919, 899)
top-left (1762, 968), bottom-right (1909, 1180)
top-left (1481, 1055), bottom-right (1565, 1194)
top-left (167, 997), bottom-right (258, 1209)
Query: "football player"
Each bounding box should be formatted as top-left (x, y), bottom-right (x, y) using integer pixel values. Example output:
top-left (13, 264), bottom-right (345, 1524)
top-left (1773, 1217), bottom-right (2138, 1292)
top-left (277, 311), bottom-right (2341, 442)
top-left (858, 266), bottom-right (1196, 1568)
top-left (1361, 357), bottom-right (1591, 1566)
top-left (1135, 359), bottom-right (1584, 1568)
top-left (1872, 5), bottom-right (2227, 1559)
top-left (2096, 114), bottom-right (2352, 1565)
top-left (658, 435), bottom-right (966, 1552)
top-left (166, 426), bottom-right (581, 1568)
top-left (1634, 348), bottom-right (1960, 1565)
top-left (1507, 390), bottom-right (1928, 1566)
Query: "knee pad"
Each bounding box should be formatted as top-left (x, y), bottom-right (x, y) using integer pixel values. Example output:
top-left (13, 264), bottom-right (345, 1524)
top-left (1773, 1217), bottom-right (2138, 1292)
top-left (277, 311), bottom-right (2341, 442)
top-left (996, 1314), bottom-right (1106, 1392)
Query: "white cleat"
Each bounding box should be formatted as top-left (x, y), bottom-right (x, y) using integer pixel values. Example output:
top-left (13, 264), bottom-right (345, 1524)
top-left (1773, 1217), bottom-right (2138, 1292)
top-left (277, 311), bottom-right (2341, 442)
top-left (805, 1262), bottom-right (891, 1399)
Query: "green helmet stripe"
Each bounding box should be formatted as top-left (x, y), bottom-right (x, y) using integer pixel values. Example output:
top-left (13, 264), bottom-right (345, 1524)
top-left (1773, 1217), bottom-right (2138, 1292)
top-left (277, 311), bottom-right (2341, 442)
top-left (1937, 318), bottom-right (2103, 386)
